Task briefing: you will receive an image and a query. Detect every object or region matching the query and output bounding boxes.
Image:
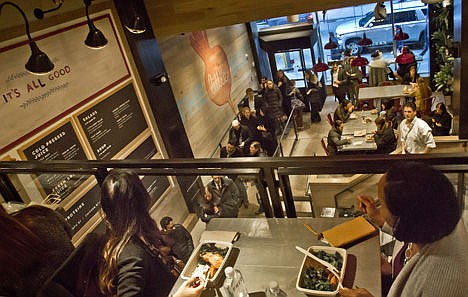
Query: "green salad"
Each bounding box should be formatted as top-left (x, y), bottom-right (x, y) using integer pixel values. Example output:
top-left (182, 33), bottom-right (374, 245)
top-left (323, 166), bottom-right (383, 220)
top-left (300, 250), bottom-right (343, 291)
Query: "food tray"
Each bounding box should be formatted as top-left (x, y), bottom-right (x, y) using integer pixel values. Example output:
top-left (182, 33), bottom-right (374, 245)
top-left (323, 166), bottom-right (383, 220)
top-left (296, 246), bottom-right (347, 296)
top-left (180, 240), bottom-right (233, 284)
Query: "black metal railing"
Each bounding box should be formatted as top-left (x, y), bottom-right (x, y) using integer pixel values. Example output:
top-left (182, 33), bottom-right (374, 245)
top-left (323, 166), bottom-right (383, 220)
top-left (1, 153), bottom-right (467, 219)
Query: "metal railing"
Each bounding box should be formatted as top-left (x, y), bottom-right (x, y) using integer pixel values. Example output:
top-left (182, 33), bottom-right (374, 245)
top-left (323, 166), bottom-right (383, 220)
top-left (1, 153), bottom-right (467, 219)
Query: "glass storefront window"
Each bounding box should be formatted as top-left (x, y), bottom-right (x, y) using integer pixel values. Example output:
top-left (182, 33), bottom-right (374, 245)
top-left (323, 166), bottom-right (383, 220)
top-left (256, 0), bottom-right (430, 84)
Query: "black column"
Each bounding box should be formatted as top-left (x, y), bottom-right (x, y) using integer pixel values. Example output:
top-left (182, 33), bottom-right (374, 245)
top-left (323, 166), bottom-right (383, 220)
top-left (113, 0), bottom-right (200, 211)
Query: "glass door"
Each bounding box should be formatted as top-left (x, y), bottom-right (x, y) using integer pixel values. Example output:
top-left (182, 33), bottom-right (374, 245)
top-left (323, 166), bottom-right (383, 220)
top-left (274, 49), bottom-right (311, 88)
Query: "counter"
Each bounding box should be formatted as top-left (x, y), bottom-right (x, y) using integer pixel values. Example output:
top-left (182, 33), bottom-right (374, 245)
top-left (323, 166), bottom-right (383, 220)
top-left (170, 218), bottom-right (381, 297)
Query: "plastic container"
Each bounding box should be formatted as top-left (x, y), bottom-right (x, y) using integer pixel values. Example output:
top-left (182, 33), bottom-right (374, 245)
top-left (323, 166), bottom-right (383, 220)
top-left (220, 266), bottom-right (249, 297)
top-left (180, 240), bottom-right (233, 285)
top-left (296, 246), bottom-right (347, 296)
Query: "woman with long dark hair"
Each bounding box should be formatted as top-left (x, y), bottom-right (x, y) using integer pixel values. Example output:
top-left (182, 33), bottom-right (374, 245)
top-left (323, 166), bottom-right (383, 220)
top-left (98, 169), bottom-right (203, 297)
top-left (0, 205), bottom-right (47, 296)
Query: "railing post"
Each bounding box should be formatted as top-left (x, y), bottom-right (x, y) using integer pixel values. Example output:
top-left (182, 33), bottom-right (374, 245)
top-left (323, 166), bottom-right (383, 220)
top-left (262, 167), bottom-right (284, 218)
top-left (279, 174), bottom-right (296, 218)
top-left (255, 176), bottom-right (273, 218)
top-left (0, 174), bottom-right (22, 202)
top-left (458, 172), bottom-right (465, 213)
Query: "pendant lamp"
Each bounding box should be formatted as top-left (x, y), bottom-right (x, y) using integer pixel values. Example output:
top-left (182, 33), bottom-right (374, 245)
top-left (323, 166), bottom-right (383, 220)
top-left (312, 58), bottom-right (329, 73)
top-left (358, 33), bottom-right (372, 46)
top-left (124, 0), bottom-right (146, 34)
top-left (324, 36), bottom-right (338, 50)
top-left (0, 1), bottom-right (54, 75)
top-left (84, 0), bottom-right (108, 49)
top-left (351, 53), bottom-right (369, 78)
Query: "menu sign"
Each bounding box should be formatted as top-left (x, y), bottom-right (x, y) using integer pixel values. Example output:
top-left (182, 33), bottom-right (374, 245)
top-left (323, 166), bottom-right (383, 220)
top-left (19, 121), bottom-right (89, 201)
top-left (77, 83), bottom-right (148, 160)
top-left (61, 183), bottom-right (101, 235)
top-left (127, 136), bottom-right (170, 206)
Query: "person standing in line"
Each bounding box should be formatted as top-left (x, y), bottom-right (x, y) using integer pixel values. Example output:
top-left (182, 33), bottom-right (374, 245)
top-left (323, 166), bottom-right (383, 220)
top-left (275, 70), bottom-right (292, 116)
top-left (398, 102), bottom-right (435, 154)
top-left (263, 80), bottom-right (286, 134)
top-left (160, 216), bottom-right (194, 263)
top-left (238, 88), bottom-right (264, 117)
top-left (288, 80), bottom-right (305, 129)
top-left (344, 56), bottom-right (362, 106)
top-left (228, 119), bottom-right (253, 156)
top-left (305, 69), bottom-right (322, 123)
top-left (330, 62), bottom-right (348, 103)
top-left (206, 176), bottom-right (240, 217)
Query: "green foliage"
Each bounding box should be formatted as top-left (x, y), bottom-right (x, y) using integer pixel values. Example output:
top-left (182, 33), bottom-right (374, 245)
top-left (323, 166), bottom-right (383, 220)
top-left (431, 1), bottom-right (453, 95)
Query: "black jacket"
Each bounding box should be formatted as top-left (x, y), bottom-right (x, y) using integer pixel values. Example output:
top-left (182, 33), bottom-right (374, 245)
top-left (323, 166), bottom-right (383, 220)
top-left (432, 112), bottom-right (452, 136)
top-left (327, 127), bottom-right (349, 155)
top-left (237, 95), bottom-right (265, 113)
top-left (374, 127), bottom-right (397, 154)
top-left (161, 224), bottom-right (194, 263)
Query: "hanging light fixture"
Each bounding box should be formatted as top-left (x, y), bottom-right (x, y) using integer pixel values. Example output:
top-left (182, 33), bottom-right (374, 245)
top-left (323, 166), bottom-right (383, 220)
top-left (358, 33), bottom-right (373, 46)
top-left (312, 57), bottom-right (329, 73)
top-left (84, 0), bottom-right (108, 49)
top-left (0, 1), bottom-right (54, 75)
top-left (34, 1), bottom-right (63, 20)
top-left (323, 14), bottom-right (338, 50)
top-left (324, 37), bottom-right (338, 49)
top-left (351, 53), bottom-right (369, 78)
top-left (124, 0), bottom-right (146, 34)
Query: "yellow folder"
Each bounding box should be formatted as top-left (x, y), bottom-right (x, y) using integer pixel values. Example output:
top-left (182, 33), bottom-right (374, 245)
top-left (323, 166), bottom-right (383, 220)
top-left (322, 216), bottom-right (378, 247)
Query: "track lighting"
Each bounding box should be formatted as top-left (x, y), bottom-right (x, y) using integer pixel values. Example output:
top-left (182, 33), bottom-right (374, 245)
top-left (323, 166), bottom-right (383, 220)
top-left (0, 1), bottom-right (54, 75)
top-left (84, 0), bottom-right (107, 49)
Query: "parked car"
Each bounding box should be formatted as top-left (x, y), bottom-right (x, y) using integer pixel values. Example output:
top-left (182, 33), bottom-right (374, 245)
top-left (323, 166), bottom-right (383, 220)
top-left (335, 1), bottom-right (427, 54)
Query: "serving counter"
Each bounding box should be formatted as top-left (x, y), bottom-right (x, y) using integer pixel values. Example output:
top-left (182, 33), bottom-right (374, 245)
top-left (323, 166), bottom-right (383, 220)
top-left (170, 218), bottom-right (381, 297)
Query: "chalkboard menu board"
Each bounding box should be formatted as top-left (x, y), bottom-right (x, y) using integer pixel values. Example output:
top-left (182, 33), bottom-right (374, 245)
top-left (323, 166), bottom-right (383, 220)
top-left (126, 136), bottom-right (157, 160)
top-left (77, 83), bottom-right (148, 160)
top-left (62, 183), bottom-right (101, 235)
top-left (126, 136), bottom-right (170, 206)
top-left (19, 121), bottom-right (89, 201)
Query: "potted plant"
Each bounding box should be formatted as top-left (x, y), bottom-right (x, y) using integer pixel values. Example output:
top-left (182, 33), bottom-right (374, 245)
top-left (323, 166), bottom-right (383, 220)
top-left (431, 1), bottom-right (454, 96)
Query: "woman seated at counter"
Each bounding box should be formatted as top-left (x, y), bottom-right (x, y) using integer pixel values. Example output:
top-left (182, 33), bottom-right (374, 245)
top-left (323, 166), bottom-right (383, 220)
top-left (95, 169), bottom-right (203, 297)
top-left (340, 162), bottom-right (468, 297)
top-left (431, 103), bottom-right (452, 136)
top-left (334, 99), bottom-right (355, 123)
top-left (373, 117), bottom-right (397, 154)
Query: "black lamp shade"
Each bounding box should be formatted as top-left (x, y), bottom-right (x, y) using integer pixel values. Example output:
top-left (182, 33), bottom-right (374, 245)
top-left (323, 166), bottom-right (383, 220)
top-left (125, 15), bottom-right (146, 34)
top-left (324, 37), bottom-right (338, 50)
top-left (25, 41), bottom-right (54, 74)
top-left (85, 22), bottom-right (108, 48)
top-left (358, 33), bottom-right (373, 46)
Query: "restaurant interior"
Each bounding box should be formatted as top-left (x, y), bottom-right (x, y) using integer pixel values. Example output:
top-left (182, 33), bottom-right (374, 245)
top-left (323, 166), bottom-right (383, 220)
top-left (0, 0), bottom-right (467, 296)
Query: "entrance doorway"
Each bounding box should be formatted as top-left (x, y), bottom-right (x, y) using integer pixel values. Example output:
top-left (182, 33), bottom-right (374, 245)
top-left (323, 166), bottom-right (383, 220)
top-left (274, 49), bottom-right (313, 88)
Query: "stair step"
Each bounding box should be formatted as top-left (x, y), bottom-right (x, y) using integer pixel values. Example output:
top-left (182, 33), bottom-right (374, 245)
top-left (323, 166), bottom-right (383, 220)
top-left (296, 211), bottom-right (314, 217)
top-left (292, 195), bottom-right (311, 202)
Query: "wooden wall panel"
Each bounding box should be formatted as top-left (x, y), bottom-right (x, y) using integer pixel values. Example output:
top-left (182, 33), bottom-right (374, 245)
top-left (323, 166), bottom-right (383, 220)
top-left (145, 0), bottom-right (379, 37)
top-left (159, 24), bottom-right (257, 157)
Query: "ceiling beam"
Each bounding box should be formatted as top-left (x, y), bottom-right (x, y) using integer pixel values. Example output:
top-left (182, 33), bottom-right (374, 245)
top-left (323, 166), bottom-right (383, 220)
top-left (145, 0), bottom-right (380, 37)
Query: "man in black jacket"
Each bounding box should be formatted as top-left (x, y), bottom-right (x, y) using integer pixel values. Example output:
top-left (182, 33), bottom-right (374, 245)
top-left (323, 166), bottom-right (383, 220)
top-left (160, 216), bottom-right (194, 263)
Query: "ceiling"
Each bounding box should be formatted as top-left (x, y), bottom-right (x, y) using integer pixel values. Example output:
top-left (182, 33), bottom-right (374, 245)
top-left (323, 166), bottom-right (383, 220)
top-left (144, 0), bottom-right (381, 37)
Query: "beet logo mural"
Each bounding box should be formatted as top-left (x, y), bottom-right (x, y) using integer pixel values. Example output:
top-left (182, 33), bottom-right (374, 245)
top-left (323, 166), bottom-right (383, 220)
top-left (189, 31), bottom-right (235, 113)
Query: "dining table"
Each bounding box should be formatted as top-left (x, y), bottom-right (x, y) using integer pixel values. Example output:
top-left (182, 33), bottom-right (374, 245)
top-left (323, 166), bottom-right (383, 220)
top-left (359, 84), bottom-right (408, 108)
top-left (340, 111), bottom-right (378, 153)
top-left (169, 218), bottom-right (382, 297)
